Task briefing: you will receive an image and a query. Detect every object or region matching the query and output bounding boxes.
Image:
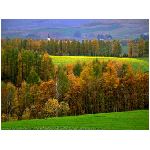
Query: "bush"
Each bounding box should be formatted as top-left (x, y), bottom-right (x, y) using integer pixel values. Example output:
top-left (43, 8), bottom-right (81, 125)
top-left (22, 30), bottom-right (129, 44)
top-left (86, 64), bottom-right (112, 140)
top-left (30, 105), bottom-right (37, 119)
top-left (73, 62), bottom-right (82, 77)
top-left (58, 101), bottom-right (70, 116)
top-left (22, 108), bottom-right (31, 120)
top-left (43, 98), bottom-right (60, 117)
top-left (9, 114), bottom-right (18, 121)
top-left (1, 113), bottom-right (8, 122)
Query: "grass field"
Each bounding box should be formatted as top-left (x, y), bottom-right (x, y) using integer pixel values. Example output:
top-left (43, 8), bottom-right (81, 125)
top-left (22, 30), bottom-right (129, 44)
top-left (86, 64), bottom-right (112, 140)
top-left (50, 56), bottom-right (149, 72)
top-left (1, 110), bottom-right (149, 130)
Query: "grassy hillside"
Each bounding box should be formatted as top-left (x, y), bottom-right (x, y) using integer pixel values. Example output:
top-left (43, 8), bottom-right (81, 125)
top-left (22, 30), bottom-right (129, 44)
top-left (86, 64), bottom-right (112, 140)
top-left (1, 110), bottom-right (149, 130)
top-left (51, 56), bottom-right (149, 72)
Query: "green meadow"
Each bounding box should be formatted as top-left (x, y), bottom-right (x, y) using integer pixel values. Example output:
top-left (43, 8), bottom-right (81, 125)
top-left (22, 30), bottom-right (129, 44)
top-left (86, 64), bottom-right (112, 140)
top-left (1, 110), bottom-right (149, 130)
top-left (51, 56), bottom-right (149, 72)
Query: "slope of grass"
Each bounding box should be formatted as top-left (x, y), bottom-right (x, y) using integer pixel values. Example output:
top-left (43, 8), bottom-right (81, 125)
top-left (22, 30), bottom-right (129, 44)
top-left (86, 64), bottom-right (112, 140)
top-left (50, 56), bottom-right (149, 72)
top-left (1, 110), bottom-right (149, 130)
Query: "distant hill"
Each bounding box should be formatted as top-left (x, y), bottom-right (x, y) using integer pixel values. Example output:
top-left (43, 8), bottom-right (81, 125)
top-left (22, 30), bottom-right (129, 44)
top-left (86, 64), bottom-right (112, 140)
top-left (1, 19), bottom-right (149, 40)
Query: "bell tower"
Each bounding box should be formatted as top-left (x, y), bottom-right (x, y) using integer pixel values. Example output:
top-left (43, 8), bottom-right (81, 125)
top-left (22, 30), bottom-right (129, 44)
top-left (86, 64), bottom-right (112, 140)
top-left (47, 34), bottom-right (50, 41)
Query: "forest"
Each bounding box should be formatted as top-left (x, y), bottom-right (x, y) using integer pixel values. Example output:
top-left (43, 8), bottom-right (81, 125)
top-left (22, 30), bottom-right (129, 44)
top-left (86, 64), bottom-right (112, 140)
top-left (1, 37), bottom-right (149, 57)
top-left (1, 38), bottom-right (149, 122)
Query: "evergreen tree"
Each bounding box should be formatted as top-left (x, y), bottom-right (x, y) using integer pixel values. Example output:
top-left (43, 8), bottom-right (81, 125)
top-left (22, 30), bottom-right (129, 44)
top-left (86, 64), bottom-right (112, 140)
top-left (73, 62), bottom-right (83, 77)
top-left (27, 67), bottom-right (40, 84)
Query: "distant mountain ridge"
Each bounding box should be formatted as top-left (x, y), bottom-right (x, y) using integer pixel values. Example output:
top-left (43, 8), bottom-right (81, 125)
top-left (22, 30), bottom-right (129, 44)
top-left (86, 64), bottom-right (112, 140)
top-left (1, 19), bottom-right (149, 40)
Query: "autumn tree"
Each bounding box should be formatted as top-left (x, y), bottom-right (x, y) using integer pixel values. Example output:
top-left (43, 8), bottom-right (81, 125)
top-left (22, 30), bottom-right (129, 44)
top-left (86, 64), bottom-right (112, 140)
top-left (58, 101), bottom-right (70, 116)
top-left (14, 81), bottom-right (31, 119)
top-left (40, 52), bottom-right (54, 81)
top-left (76, 41), bottom-right (81, 55)
top-left (102, 61), bottom-right (120, 112)
top-left (17, 52), bottom-right (23, 86)
top-left (39, 80), bottom-right (56, 106)
top-left (112, 40), bottom-right (122, 56)
top-left (105, 41), bottom-right (112, 56)
top-left (57, 66), bottom-right (69, 100)
top-left (132, 41), bottom-right (138, 57)
top-left (29, 84), bottom-right (40, 105)
top-left (1, 82), bottom-right (16, 119)
top-left (128, 40), bottom-right (133, 57)
top-left (22, 107), bottom-right (31, 120)
top-left (138, 38), bottom-right (145, 57)
top-left (66, 75), bottom-right (83, 115)
top-left (91, 39), bottom-right (99, 56)
top-left (43, 98), bottom-right (60, 117)
top-left (144, 40), bottom-right (149, 56)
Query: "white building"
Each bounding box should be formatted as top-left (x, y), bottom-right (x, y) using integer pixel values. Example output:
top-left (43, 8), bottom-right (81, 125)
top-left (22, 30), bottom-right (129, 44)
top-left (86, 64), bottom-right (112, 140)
top-left (47, 34), bottom-right (51, 41)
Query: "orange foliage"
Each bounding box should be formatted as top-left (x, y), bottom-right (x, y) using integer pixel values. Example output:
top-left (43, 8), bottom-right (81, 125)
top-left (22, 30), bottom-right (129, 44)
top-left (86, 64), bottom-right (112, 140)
top-left (39, 80), bottom-right (56, 105)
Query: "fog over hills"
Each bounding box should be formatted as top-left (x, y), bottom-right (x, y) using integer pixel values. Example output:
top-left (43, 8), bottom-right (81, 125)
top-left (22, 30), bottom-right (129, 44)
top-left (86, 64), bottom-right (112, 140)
top-left (1, 19), bottom-right (149, 40)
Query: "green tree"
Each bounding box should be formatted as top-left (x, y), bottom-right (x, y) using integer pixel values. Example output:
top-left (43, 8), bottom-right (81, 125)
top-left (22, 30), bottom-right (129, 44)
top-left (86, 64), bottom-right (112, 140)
top-left (76, 41), bottom-right (81, 55)
top-left (138, 39), bottom-right (145, 57)
top-left (92, 59), bottom-right (102, 78)
top-left (105, 41), bottom-right (112, 56)
top-left (57, 66), bottom-right (69, 100)
top-left (27, 67), bottom-right (41, 84)
top-left (17, 52), bottom-right (23, 86)
top-left (73, 62), bottom-right (83, 77)
top-left (112, 40), bottom-right (122, 56)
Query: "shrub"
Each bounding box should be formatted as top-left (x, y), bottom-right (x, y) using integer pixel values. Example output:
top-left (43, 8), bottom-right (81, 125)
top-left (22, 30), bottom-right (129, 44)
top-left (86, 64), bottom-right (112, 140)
top-left (1, 113), bottom-right (8, 122)
top-left (73, 62), bottom-right (82, 77)
top-left (30, 105), bottom-right (37, 119)
top-left (43, 98), bottom-right (60, 117)
top-left (58, 101), bottom-right (70, 116)
top-left (9, 114), bottom-right (18, 121)
top-left (22, 108), bottom-right (31, 120)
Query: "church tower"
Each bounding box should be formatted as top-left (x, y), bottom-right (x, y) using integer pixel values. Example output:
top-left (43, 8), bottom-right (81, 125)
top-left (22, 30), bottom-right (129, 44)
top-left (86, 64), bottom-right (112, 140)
top-left (47, 34), bottom-right (50, 41)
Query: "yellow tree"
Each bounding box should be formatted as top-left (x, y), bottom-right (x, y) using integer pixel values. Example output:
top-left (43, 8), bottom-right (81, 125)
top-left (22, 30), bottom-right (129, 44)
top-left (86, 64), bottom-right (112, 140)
top-left (43, 98), bottom-right (60, 117)
top-left (39, 80), bottom-right (56, 106)
top-left (40, 52), bottom-right (54, 81)
top-left (1, 82), bottom-right (16, 119)
top-left (102, 61), bottom-right (120, 112)
top-left (66, 74), bottom-right (83, 115)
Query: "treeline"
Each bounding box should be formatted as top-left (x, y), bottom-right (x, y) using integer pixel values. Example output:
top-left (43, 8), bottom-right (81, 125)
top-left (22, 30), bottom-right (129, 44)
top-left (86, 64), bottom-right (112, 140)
top-left (128, 39), bottom-right (149, 57)
top-left (2, 38), bottom-right (149, 57)
top-left (1, 49), bottom-right (149, 121)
